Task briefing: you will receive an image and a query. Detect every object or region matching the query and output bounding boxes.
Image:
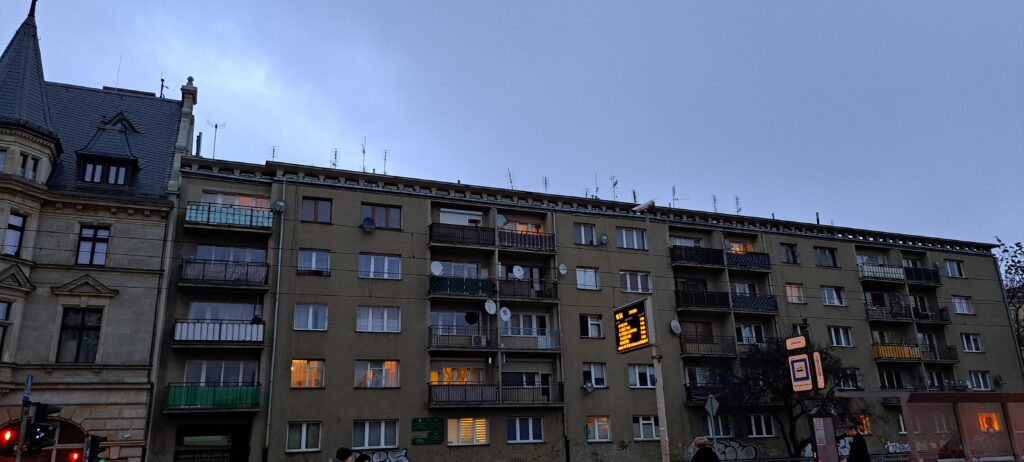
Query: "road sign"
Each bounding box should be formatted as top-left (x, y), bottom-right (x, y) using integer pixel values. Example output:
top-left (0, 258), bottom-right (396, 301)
top-left (789, 353), bottom-right (813, 392)
top-left (785, 336), bottom-right (807, 351)
top-left (813, 352), bottom-right (826, 389)
top-left (704, 394), bottom-right (720, 416)
top-left (614, 299), bottom-right (652, 353)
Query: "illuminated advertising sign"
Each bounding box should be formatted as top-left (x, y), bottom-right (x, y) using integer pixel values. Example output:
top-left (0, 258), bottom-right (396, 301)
top-left (614, 299), bottom-right (652, 353)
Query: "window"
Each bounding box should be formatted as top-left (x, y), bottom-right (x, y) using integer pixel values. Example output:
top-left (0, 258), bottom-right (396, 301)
top-left (736, 324), bottom-right (766, 344)
top-left (785, 283), bottom-right (804, 303)
top-left (820, 286), bottom-right (845, 306)
top-left (628, 364), bottom-right (655, 388)
top-left (961, 334), bottom-right (983, 352)
top-left (507, 417), bottom-right (543, 443)
top-left (620, 271), bottom-right (652, 293)
top-left (586, 416), bottom-right (611, 442)
top-left (969, 371), bottom-right (992, 390)
top-left (580, 315), bottom-right (602, 338)
top-left (792, 324), bottom-right (809, 337)
top-left (857, 415), bottom-right (872, 435)
top-left (727, 241), bottom-right (752, 253)
top-left (702, 415), bottom-right (734, 437)
top-left (838, 368), bottom-right (862, 390)
top-left (730, 282), bottom-right (756, 295)
top-left (354, 360), bottom-right (400, 388)
top-left (617, 227), bottom-right (647, 250)
top-left (75, 227), bottom-right (110, 266)
top-left (286, 422), bottom-right (320, 452)
top-left (293, 304), bottom-right (327, 331)
top-left (297, 249), bottom-right (330, 275)
top-left (780, 243), bottom-right (799, 263)
top-left (3, 213), bottom-right (25, 257)
top-left (201, 192), bottom-right (270, 209)
top-left (184, 359), bottom-right (258, 385)
top-left (879, 369), bottom-right (905, 389)
top-left (814, 247), bottom-right (838, 267)
top-left (56, 308), bottom-right (102, 363)
top-left (828, 326), bottom-right (853, 347)
top-left (898, 414), bottom-right (907, 435)
top-left (0, 149), bottom-right (5, 171)
top-left (447, 418), bottom-right (488, 446)
top-left (439, 208), bottom-right (483, 226)
top-left (82, 161), bottom-right (128, 185)
top-left (360, 203), bottom-right (401, 230)
top-left (574, 223), bottom-right (596, 245)
top-left (952, 296), bottom-right (974, 314)
top-left (300, 198), bottom-right (332, 223)
top-left (352, 420), bottom-right (398, 449)
top-left (358, 254), bottom-right (401, 279)
top-left (582, 363), bottom-right (607, 388)
top-left (187, 302), bottom-right (260, 321)
top-left (430, 367), bottom-right (483, 384)
top-left (18, 154), bottom-right (38, 181)
top-left (357, 306), bottom-right (400, 333)
top-left (195, 245), bottom-right (267, 262)
top-left (670, 236), bottom-right (702, 247)
top-left (290, 359), bottom-right (324, 388)
top-left (944, 260), bottom-right (964, 278)
top-left (576, 267), bottom-right (599, 290)
top-left (632, 416), bottom-right (659, 441)
top-left (748, 415), bottom-right (775, 437)
top-left (0, 301), bottom-right (9, 358)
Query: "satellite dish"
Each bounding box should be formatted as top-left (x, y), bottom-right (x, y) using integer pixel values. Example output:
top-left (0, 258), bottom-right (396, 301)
top-left (484, 300), bottom-right (497, 315)
top-left (670, 319), bottom-right (682, 336)
top-left (584, 381), bottom-right (595, 394)
top-left (464, 312), bottom-right (479, 325)
top-left (429, 261), bottom-right (444, 276)
top-left (599, 234), bottom-right (609, 245)
top-left (360, 217), bottom-right (377, 233)
top-left (271, 199), bottom-right (286, 213)
top-left (512, 265), bottom-right (526, 280)
top-left (496, 214), bottom-right (508, 228)
top-left (499, 307), bottom-right (511, 322)
top-left (558, 264), bottom-right (568, 276)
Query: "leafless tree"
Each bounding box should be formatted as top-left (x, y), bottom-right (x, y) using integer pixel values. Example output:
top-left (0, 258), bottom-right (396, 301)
top-left (995, 237), bottom-right (1024, 343)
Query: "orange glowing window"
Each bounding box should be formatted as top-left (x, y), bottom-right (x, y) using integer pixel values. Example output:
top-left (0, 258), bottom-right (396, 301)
top-left (978, 412), bottom-right (1002, 432)
top-left (857, 414), bottom-right (871, 434)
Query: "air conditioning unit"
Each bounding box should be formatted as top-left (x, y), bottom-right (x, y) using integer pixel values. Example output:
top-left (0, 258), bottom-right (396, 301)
top-left (471, 335), bottom-right (487, 347)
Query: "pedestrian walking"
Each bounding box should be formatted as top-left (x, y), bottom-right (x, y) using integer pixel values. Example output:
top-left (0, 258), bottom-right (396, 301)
top-left (691, 436), bottom-right (721, 462)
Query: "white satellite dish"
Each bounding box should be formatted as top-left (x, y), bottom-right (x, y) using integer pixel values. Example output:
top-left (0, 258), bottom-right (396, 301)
top-left (484, 300), bottom-right (497, 315)
top-left (599, 234), bottom-right (609, 245)
top-left (670, 319), bottom-right (682, 336)
top-left (429, 261), bottom-right (444, 276)
top-left (558, 264), bottom-right (568, 276)
top-left (499, 307), bottom-right (511, 322)
top-left (512, 265), bottom-right (526, 280)
top-left (496, 214), bottom-right (508, 228)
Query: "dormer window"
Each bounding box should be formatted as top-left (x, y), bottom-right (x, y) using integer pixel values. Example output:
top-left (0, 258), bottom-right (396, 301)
top-left (18, 154), bottom-right (38, 181)
top-left (82, 161), bottom-right (128, 185)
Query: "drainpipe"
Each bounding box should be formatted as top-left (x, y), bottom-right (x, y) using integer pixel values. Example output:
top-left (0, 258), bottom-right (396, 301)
top-left (551, 212), bottom-right (571, 462)
top-left (263, 177), bottom-right (287, 460)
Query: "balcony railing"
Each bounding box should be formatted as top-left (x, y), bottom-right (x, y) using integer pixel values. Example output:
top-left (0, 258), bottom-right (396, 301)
top-left (670, 246), bottom-right (724, 266)
top-left (184, 202), bottom-right (273, 230)
top-left (429, 383), bottom-right (499, 404)
top-left (428, 275), bottom-right (496, 296)
top-left (499, 329), bottom-right (561, 350)
top-left (498, 230), bottom-right (556, 252)
top-left (164, 383), bottom-right (261, 410)
top-left (429, 223), bottom-right (495, 246)
top-left (684, 381), bottom-right (780, 405)
top-left (725, 251), bottom-right (771, 270)
top-left (857, 264), bottom-right (906, 281)
top-left (865, 303), bottom-right (915, 322)
top-left (904, 267), bottom-right (941, 285)
top-left (173, 319), bottom-right (264, 344)
top-left (173, 449), bottom-right (231, 462)
top-left (428, 326), bottom-right (497, 349)
top-left (501, 383), bottom-right (564, 404)
top-left (498, 279), bottom-right (557, 299)
top-left (731, 294), bottom-right (778, 313)
top-left (179, 260), bottom-right (269, 286)
top-left (428, 383), bottom-right (564, 405)
top-left (675, 290), bottom-right (731, 310)
top-left (685, 383), bottom-right (728, 403)
top-left (913, 307), bottom-right (950, 323)
top-left (871, 343), bottom-right (922, 361)
top-left (920, 344), bottom-right (958, 362)
top-left (736, 338), bottom-right (781, 356)
top-left (681, 335), bottom-right (737, 356)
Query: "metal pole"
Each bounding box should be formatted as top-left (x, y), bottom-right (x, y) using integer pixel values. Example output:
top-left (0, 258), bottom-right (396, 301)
top-left (642, 210), bottom-right (671, 462)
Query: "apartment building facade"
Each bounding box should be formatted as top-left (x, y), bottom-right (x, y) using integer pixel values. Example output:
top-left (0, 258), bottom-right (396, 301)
top-left (158, 156), bottom-right (1022, 462)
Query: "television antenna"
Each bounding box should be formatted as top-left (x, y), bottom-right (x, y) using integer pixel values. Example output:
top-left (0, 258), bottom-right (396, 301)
top-left (383, 149), bottom-right (388, 175)
top-left (542, 177), bottom-right (549, 193)
top-left (159, 72), bottom-right (169, 98)
top-left (712, 195), bottom-right (719, 213)
top-left (632, 189), bottom-right (638, 204)
top-left (330, 148), bottom-right (338, 168)
top-left (206, 120), bottom-right (227, 159)
top-left (593, 173), bottom-right (600, 199)
top-left (610, 176), bottom-right (619, 201)
top-left (270, 145), bottom-right (278, 160)
top-left (735, 195), bottom-right (742, 214)
top-left (507, 168), bottom-right (515, 190)
top-left (361, 137), bottom-right (367, 172)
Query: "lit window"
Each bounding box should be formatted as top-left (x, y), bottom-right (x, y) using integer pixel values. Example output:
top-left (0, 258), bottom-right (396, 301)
top-left (586, 416), bottom-right (611, 442)
top-left (358, 254), bottom-right (401, 279)
top-left (628, 364), bottom-right (655, 388)
top-left (447, 418), bottom-right (488, 446)
top-left (352, 420), bottom-right (398, 449)
top-left (354, 360), bottom-right (400, 388)
top-left (576, 267), bottom-right (599, 290)
top-left (978, 413), bottom-right (1002, 432)
top-left (582, 363), bottom-right (607, 388)
top-left (357, 306), bottom-right (400, 333)
top-left (727, 241), bottom-right (751, 253)
top-left (632, 416), bottom-right (659, 441)
top-left (290, 359), bottom-right (324, 388)
top-left (286, 422), bottom-right (321, 452)
top-left (507, 417), bottom-right (543, 443)
top-left (617, 227), bottom-right (647, 250)
top-left (293, 304), bottom-right (327, 331)
top-left (857, 415), bottom-right (871, 434)
top-left (785, 283), bottom-right (804, 303)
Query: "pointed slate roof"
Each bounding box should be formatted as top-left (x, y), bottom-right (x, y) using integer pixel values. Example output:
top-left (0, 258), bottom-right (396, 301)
top-left (0, 1), bottom-right (55, 139)
top-left (75, 113), bottom-right (139, 163)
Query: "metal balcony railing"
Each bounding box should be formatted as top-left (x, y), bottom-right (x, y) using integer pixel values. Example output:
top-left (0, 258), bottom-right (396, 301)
top-left (501, 383), bottom-right (564, 404)
top-left (675, 290), bottom-right (731, 310)
top-left (736, 338), bottom-right (781, 356)
top-left (920, 344), bottom-right (958, 362)
top-left (173, 319), bottom-right (265, 344)
top-left (185, 202), bottom-right (273, 230)
top-left (864, 303), bottom-right (915, 322)
top-left (857, 264), bottom-right (906, 281)
top-left (680, 335), bottom-right (737, 356)
top-left (499, 328), bottom-right (561, 350)
top-left (428, 326), bottom-right (497, 349)
top-left (670, 246), bottom-right (724, 266)
top-left (731, 293), bottom-right (778, 313)
top-left (164, 382), bottom-right (261, 410)
top-left (173, 449), bottom-right (231, 462)
top-left (429, 223), bottom-right (495, 246)
top-left (904, 267), bottom-right (941, 285)
top-left (428, 275), bottom-right (497, 296)
top-left (684, 383), bottom-right (728, 403)
top-left (871, 343), bottom-right (922, 361)
top-left (427, 383), bottom-right (564, 405)
top-left (179, 260), bottom-right (269, 286)
top-left (913, 307), bottom-right (950, 323)
top-left (498, 229), bottom-right (555, 252)
top-left (725, 251), bottom-right (771, 270)
top-left (498, 279), bottom-right (557, 299)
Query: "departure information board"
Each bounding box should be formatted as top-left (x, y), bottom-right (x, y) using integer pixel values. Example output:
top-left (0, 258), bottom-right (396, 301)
top-left (614, 299), bottom-right (651, 353)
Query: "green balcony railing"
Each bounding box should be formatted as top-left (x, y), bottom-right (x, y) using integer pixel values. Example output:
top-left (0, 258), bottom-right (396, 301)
top-left (185, 202), bottom-right (273, 230)
top-left (164, 383), bottom-right (261, 410)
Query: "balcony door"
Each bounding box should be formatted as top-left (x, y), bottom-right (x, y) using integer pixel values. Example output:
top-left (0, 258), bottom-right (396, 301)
top-left (901, 257), bottom-right (921, 268)
top-left (670, 237), bottom-right (702, 247)
top-left (683, 322), bottom-right (713, 341)
top-left (676, 278), bottom-right (707, 291)
top-left (430, 311), bottom-right (487, 336)
top-left (865, 291), bottom-right (888, 308)
top-left (184, 359), bottom-right (258, 386)
top-left (430, 366), bottom-right (485, 384)
top-left (439, 209), bottom-right (483, 226)
top-left (440, 261), bottom-right (481, 278)
top-left (925, 368), bottom-right (949, 388)
top-left (188, 302), bottom-right (260, 321)
top-left (729, 282), bottom-right (757, 295)
top-left (735, 324), bottom-right (765, 344)
top-left (878, 369), bottom-right (905, 389)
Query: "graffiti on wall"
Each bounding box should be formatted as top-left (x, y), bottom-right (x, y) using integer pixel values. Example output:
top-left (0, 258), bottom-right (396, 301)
top-left (885, 441), bottom-right (911, 454)
top-left (353, 448), bottom-right (410, 462)
top-left (800, 436), bottom-right (853, 457)
top-left (685, 439), bottom-right (760, 460)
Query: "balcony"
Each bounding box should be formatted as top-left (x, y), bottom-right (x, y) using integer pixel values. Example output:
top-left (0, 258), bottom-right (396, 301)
top-left (499, 329), bottom-right (562, 350)
top-left (179, 260), bottom-right (269, 288)
top-left (736, 338), bottom-right (781, 356)
top-left (725, 251), bottom-right (771, 271)
top-left (730, 293), bottom-right (778, 314)
top-left (164, 383), bottom-right (260, 411)
top-left (498, 230), bottom-right (555, 252)
top-left (684, 383), bottom-right (728, 404)
top-left (428, 383), bottom-right (564, 407)
top-left (498, 279), bottom-right (557, 299)
top-left (429, 223), bottom-right (495, 247)
top-left (675, 290), bottom-right (731, 312)
top-left (904, 267), bottom-right (942, 285)
top-left (857, 264), bottom-right (906, 282)
top-left (184, 202), bottom-right (273, 232)
top-left (428, 326), bottom-right (497, 350)
top-left (871, 343), bottom-right (923, 362)
top-left (670, 246), bottom-right (724, 267)
top-left (428, 275), bottom-right (496, 297)
top-left (680, 335), bottom-right (737, 357)
top-left (684, 381), bottom-right (781, 406)
top-left (173, 319), bottom-right (265, 346)
top-left (865, 304), bottom-right (915, 322)
top-left (920, 345), bottom-right (959, 363)
top-left (913, 307), bottom-right (951, 324)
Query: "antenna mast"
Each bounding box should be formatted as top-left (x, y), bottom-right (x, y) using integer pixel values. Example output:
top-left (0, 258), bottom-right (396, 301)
top-left (383, 149), bottom-right (388, 175)
top-left (672, 186), bottom-right (678, 208)
top-left (542, 177), bottom-right (549, 193)
top-left (206, 120), bottom-right (227, 159)
top-left (507, 168), bottom-right (515, 190)
top-left (361, 137), bottom-right (367, 172)
top-left (610, 176), bottom-right (618, 201)
top-left (159, 73), bottom-right (169, 98)
top-left (631, 189), bottom-right (638, 204)
top-left (712, 195), bottom-right (719, 213)
top-left (270, 145), bottom-right (277, 160)
top-left (593, 173), bottom-right (600, 199)
top-left (735, 195), bottom-right (742, 214)
top-left (330, 148), bottom-right (338, 168)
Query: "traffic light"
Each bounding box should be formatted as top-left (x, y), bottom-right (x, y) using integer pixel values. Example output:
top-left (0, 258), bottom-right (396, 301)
top-left (0, 426), bottom-right (17, 456)
top-left (25, 402), bottom-right (60, 454)
top-left (84, 434), bottom-right (107, 462)
top-left (69, 450), bottom-right (81, 461)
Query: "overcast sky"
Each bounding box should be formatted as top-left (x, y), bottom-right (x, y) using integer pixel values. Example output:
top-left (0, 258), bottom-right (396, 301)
top-left (5, 1), bottom-right (1022, 245)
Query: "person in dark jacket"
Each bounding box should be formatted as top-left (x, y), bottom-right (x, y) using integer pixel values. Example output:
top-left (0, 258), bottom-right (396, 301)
top-left (843, 423), bottom-right (870, 462)
top-left (691, 436), bottom-right (721, 462)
